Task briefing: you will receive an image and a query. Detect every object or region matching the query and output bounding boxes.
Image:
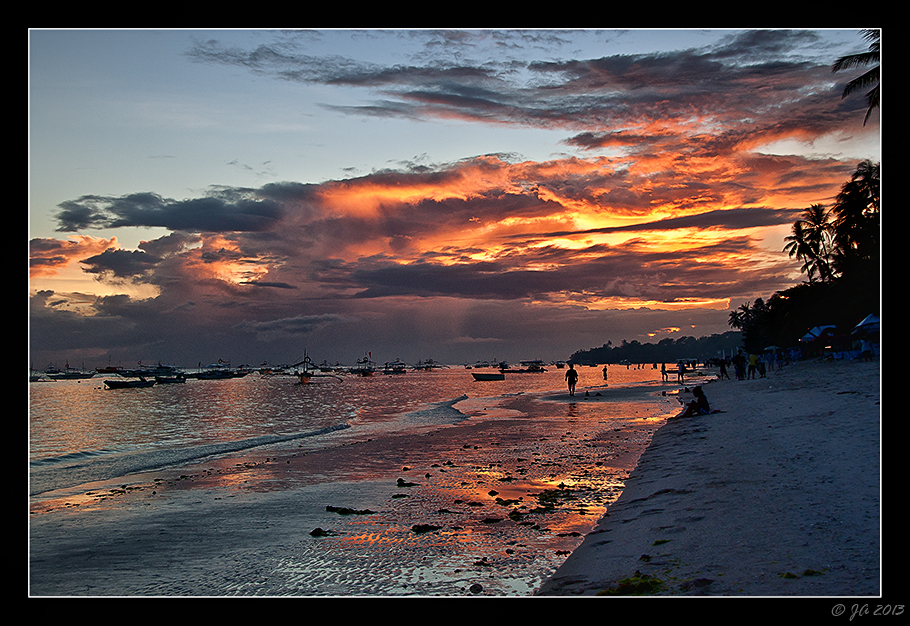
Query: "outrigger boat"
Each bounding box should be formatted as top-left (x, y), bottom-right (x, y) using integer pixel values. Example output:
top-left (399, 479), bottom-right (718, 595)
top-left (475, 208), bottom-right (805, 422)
top-left (291, 352), bottom-right (342, 384)
top-left (349, 354), bottom-right (377, 377)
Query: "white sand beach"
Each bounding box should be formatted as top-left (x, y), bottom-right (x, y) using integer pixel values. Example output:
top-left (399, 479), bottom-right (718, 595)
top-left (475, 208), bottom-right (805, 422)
top-left (538, 358), bottom-right (882, 596)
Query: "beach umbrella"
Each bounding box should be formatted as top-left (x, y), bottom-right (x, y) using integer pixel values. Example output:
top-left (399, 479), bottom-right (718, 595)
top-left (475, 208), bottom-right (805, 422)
top-left (853, 314), bottom-right (880, 333)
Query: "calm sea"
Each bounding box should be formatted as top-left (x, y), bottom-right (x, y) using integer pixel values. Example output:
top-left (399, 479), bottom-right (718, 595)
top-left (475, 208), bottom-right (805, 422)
top-left (30, 364), bottom-right (686, 497)
top-left (29, 363), bottom-right (705, 596)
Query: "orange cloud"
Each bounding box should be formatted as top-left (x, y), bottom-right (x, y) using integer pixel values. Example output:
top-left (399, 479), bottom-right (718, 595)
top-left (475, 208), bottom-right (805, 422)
top-left (29, 235), bottom-right (118, 278)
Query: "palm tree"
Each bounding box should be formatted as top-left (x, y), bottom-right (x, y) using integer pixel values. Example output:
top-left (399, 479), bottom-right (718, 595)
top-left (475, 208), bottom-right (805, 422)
top-left (783, 220), bottom-right (824, 282)
top-left (800, 204), bottom-right (835, 282)
top-left (832, 29), bottom-right (880, 126)
top-left (830, 159), bottom-right (880, 276)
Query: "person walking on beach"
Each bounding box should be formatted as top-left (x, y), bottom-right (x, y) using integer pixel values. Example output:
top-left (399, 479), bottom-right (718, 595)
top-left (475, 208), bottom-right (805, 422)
top-left (748, 353), bottom-right (758, 379)
top-left (565, 364), bottom-right (579, 396)
top-left (719, 359), bottom-right (730, 380)
top-left (602, 365), bottom-right (608, 382)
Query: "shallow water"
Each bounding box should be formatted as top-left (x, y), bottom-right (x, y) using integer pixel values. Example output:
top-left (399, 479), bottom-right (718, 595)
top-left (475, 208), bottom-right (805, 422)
top-left (29, 364), bottom-right (706, 596)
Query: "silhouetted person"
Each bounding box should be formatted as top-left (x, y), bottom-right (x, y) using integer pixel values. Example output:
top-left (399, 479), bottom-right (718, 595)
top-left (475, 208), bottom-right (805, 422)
top-left (675, 386), bottom-right (710, 418)
top-left (565, 364), bottom-right (579, 396)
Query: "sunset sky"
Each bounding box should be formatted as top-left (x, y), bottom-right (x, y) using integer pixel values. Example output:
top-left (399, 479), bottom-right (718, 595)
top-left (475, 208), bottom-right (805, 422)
top-left (28, 29), bottom-right (881, 369)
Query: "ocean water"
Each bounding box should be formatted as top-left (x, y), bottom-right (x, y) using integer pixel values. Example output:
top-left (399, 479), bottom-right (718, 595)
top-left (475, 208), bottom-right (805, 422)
top-left (29, 364), bottom-right (706, 596)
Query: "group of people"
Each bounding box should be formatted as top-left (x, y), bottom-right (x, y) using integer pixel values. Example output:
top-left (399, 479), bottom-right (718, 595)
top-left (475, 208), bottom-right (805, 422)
top-left (563, 362), bottom-right (712, 419)
top-left (721, 350), bottom-right (781, 380)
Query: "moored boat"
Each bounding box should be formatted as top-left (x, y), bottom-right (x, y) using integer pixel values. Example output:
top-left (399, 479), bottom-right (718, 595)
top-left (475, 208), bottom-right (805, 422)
top-left (46, 362), bottom-right (95, 380)
top-left (154, 374), bottom-right (187, 384)
top-left (471, 371), bottom-right (505, 381)
top-left (104, 377), bottom-right (155, 389)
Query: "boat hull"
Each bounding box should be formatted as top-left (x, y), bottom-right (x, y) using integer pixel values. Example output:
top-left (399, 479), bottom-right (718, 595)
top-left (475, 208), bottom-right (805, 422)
top-left (104, 379), bottom-right (155, 389)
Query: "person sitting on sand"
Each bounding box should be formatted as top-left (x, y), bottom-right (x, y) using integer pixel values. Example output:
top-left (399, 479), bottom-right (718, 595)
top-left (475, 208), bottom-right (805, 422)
top-left (675, 386), bottom-right (710, 418)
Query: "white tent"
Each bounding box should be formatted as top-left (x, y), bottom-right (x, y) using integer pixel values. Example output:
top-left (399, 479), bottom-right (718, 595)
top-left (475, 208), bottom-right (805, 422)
top-left (799, 325), bottom-right (837, 342)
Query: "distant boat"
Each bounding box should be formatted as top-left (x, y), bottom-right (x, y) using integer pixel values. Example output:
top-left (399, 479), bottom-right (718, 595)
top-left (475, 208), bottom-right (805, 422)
top-left (412, 359), bottom-right (449, 371)
top-left (154, 374), bottom-right (187, 384)
top-left (498, 360), bottom-right (548, 374)
top-left (46, 362), bottom-right (95, 380)
top-left (194, 368), bottom-right (247, 380)
top-left (104, 378), bottom-right (155, 389)
top-left (382, 359), bottom-right (408, 375)
top-left (350, 354), bottom-right (377, 377)
top-left (288, 352), bottom-right (342, 384)
top-left (472, 371), bottom-right (505, 381)
top-left (120, 362), bottom-right (183, 378)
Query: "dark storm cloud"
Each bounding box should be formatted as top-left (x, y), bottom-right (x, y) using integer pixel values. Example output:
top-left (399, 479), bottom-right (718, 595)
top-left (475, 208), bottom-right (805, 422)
top-left (80, 248), bottom-right (162, 279)
top-left (233, 313), bottom-right (348, 341)
top-left (316, 234), bottom-right (792, 304)
top-left (55, 191), bottom-right (285, 233)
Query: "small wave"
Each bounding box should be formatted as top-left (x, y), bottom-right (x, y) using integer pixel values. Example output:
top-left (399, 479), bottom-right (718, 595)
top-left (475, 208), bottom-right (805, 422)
top-left (397, 394), bottom-right (470, 425)
top-left (30, 448), bottom-right (124, 468)
top-left (30, 423), bottom-right (350, 497)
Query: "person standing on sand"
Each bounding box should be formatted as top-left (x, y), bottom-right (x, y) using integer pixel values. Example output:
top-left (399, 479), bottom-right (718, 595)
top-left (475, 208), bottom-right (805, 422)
top-left (565, 364), bottom-right (579, 396)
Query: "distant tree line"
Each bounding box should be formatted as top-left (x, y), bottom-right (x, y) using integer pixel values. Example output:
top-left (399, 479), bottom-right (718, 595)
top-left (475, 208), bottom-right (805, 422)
top-left (570, 331), bottom-right (744, 366)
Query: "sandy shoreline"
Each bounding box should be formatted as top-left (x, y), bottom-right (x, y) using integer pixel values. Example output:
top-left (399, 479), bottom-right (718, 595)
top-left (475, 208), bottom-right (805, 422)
top-left (29, 359), bottom-right (883, 598)
top-left (538, 358), bottom-right (881, 597)
top-left (29, 384), bottom-right (672, 596)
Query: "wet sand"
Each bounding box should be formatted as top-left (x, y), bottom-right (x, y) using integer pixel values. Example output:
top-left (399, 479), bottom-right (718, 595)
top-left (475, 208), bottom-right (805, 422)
top-left (538, 359), bottom-right (882, 597)
top-left (29, 387), bottom-right (673, 596)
